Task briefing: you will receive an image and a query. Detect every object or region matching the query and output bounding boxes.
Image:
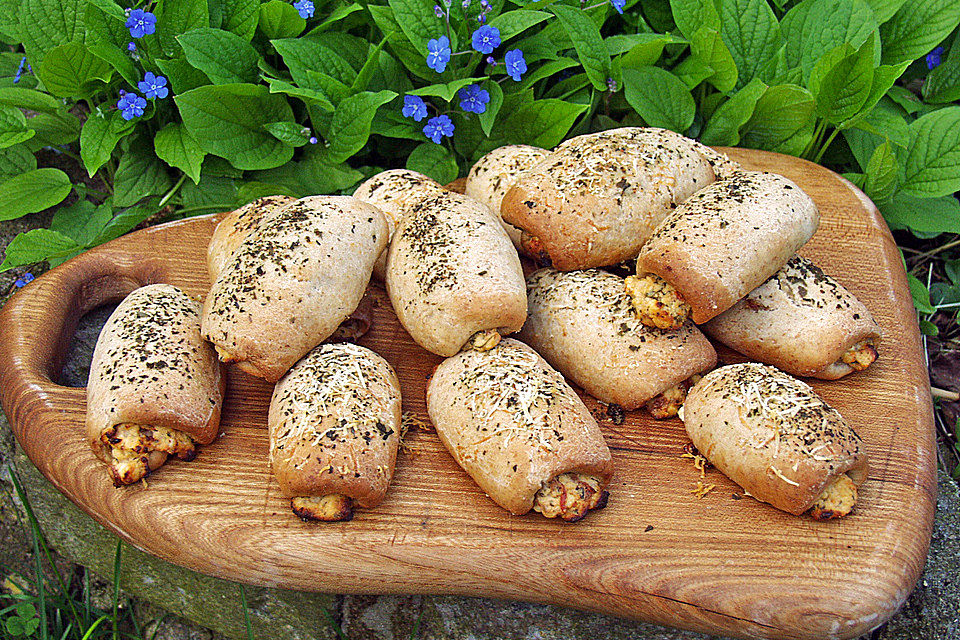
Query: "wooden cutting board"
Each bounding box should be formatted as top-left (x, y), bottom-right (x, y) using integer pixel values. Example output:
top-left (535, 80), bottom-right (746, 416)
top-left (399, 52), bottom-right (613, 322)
top-left (0, 148), bottom-right (935, 640)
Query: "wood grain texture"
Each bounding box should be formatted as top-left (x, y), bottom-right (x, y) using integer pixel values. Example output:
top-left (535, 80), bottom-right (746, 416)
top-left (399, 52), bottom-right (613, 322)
top-left (0, 149), bottom-right (935, 640)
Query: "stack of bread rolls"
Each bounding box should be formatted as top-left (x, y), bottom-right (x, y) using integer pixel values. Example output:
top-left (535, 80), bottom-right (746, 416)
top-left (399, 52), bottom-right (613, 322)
top-left (85, 127), bottom-right (879, 524)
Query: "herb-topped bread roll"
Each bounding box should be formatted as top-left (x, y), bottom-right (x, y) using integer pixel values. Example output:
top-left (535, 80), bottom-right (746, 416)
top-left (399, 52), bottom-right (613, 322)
top-left (703, 256), bottom-right (881, 379)
top-left (353, 169), bottom-right (446, 280)
top-left (628, 171), bottom-right (819, 329)
top-left (465, 144), bottom-right (548, 249)
top-left (207, 195), bottom-right (296, 278)
top-left (520, 268), bottom-right (716, 416)
top-left (87, 284), bottom-right (224, 486)
top-left (682, 363), bottom-right (869, 519)
top-left (427, 339), bottom-right (613, 521)
top-left (386, 190), bottom-right (527, 357)
top-left (202, 196), bottom-right (387, 382)
top-left (269, 343), bottom-right (402, 522)
top-left (499, 127), bottom-right (739, 270)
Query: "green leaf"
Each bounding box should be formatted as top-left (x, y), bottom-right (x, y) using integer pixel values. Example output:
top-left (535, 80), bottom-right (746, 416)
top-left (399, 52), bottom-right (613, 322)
top-left (258, 0), bottom-right (306, 39)
top-left (497, 99), bottom-right (588, 148)
top-left (155, 123), bottom-right (205, 183)
top-left (86, 0), bottom-right (125, 22)
top-left (178, 28), bottom-right (261, 84)
top-left (156, 0), bottom-right (210, 57)
top-left (0, 145), bottom-right (37, 182)
top-left (906, 273), bottom-right (937, 314)
top-left (321, 90), bottom-right (397, 163)
top-left (176, 84), bottom-right (295, 170)
top-left (0, 105), bottom-right (34, 149)
top-left (844, 61), bottom-right (910, 127)
top-left (808, 38), bottom-right (875, 125)
top-left (609, 33), bottom-right (687, 58)
top-left (37, 42), bottom-right (113, 98)
top-left (25, 111), bottom-right (80, 149)
top-left (0, 229), bottom-right (78, 271)
top-left (919, 318), bottom-right (939, 336)
top-left (262, 121), bottom-right (312, 147)
top-left (406, 142), bottom-right (459, 184)
top-left (478, 80), bottom-right (503, 137)
top-left (700, 77), bottom-right (767, 145)
top-left (50, 199), bottom-right (115, 247)
top-left (718, 0), bottom-right (781, 89)
top-left (88, 42), bottom-right (140, 87)
top-left (488, 10), bottom-right (552, 42)
top-left (670, 0), bottom-right (720, 40)
top-left (690, 26), bottom-right (738, 92)
top-left (266, 77), bottom-right (335, 112)
top-left (865, 0), bottom-right (906, 23)
top-left (179, 174), bottom-right (238, 207)
top-left (0, 87), bottom-right (64, 114)
top-left (623, 66), bottom-right (695, 133)
top-left (390, 0), bottom-right (447, 55)
top-left (236, 181), bottom-right (298, 202)
top-left (881, 193), bottom-right (960, 234)
top-left (368, 4), bottom-right (434, 80)
top-left (923, 31), bottom-right (960, 104)
top-left (80, 110), bottom-right (130, 177)
top-left (18, 0), bottom-right (86, 65)
top-left (84, 2), bottom-right (130, 50)
top-left (550, 5), bottom-right (611, 91)
top-left (410, 77), bottom-right (488, 102)
top-left (309, 3), bottom-right (364, 33)
top-left (517, 59), bottom-right (579, 91)
top-left (220, 0), bottom-right (260, 40)
top-left (92, 200), bottom-right (161, 245)
top-left (351, 39), bottom-right (389, 93)
top-left (901, 107), bottom-right (960, 198)
top-left (271, 38), bottom-right (357, 91)
top-left (780, 0), bottom-right (878, 82)
top-left (740, 83), bottom-right (816, 156)
top-left (669, 56), bottom-right (714, 89)
top-left (155, 58), bottom-right (211, 94)
top-left (880, 0), bottom-right (960, 64)
top-left (114, 141), bottom-right (174, 207)
top-left (0, 168), bottom-right (72, 221)
top-left (863, 140), bottom-right (897, 202)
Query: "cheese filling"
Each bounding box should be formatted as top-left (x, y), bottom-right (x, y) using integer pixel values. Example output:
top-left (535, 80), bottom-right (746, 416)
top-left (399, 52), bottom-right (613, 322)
top-left (646, 375), bottom-right (702, 419)
top-left (839, 340), bottom-right (878, 372)
top-left (625, 274), bottom-right (691, 331)
top-left (290, 494), bottom-right (354, 522)
top-left (99, 423), bottom-right (196, 486)
top-left (532, 473), bottom-right (608, 522)
top-left (465, 329), bottom-right (502, 352)
top-left (809, 473), bottom-right (858, 521)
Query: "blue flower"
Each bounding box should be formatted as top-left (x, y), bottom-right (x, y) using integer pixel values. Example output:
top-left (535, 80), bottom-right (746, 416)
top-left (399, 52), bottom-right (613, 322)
top-left (127, 41), bottom-right (137, 52)
top-left (426, 35), bottom-right (451, 73)
top-left (309, 136), bottom-right (318, 144)
top-left (126, 9), bottom-right (157, 38)
top-left (927, 46), bottom-right (945, 70)
top-left (434, 4), bottom-right (445, 18)
top-left (294, 0), bottom-right (315, 18)
top-left (402, 95), bottom-right (429, 122)
top-left (14, 273), bottom-right (34, 288)
top-left (606, 77), bottom-right (618, 92)
top-left (610, 0), bottom-right (625, 14)
top-left (117, 93), bottom-right (147, 120)
top-left (138, 72), bottom-right (168, 99)
top-left (471, 25), bottom-right (500, 54)
top-left (423, 114), bottom-right (454, 143)
top-left (504, 49), bottom-right (526, 81)
top-left (13, 56), bottom-right (25, 84)
top-left (458, 84), bottom-right (489, 114)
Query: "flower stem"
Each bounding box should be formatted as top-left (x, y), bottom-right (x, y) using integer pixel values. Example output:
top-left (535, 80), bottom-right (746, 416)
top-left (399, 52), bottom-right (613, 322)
top-left (157, 173), bottom-right (187, 211)
top-left (812, 126), bottom-right (840, 164)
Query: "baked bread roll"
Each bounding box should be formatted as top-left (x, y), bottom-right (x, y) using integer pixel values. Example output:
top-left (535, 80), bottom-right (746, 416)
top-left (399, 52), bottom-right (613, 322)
top-left (269, 343), bottom-right (402, 521)
top-left (87, 284), bottom-right (224, 486)
top-left (499, 127), bottom-right (737, 270)
top-left (353, 169), bottom-right (446, 280)
top-left (202, 196), bottom-right (388, 382)
top-left (207, 195), bottom-right (296, 278)
top-left (703, 256), bottom-right (881, 379)
top-left (465, 144), bottom-right (548, 249)
top-left (629, 171), bottom-right (819, 328)
top-left (386, 190), bottom-right (527, 357)
top-left (520, 268), bottom-right (716, 415)
top-left (682, 363), bottom-right (868, 519)
top-left (427, 339), bottom-right (613, 521)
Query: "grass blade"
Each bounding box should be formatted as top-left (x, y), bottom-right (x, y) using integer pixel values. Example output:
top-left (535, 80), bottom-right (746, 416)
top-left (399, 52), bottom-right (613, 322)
top-left (239, 584), bottom-right (254, 640)
top-left (111, 539), bottom-right (122, 640)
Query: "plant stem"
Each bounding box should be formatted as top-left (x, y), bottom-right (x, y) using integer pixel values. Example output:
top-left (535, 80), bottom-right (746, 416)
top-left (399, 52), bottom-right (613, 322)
top-left (156, 173), bottom-right (187, 211)
top-left (812, 126), bottom-right (841, 164)
top-left (239, 585), bottom-right (254, 640)
top-left (932, 386), bottom-right (960, 401)
top-left (913, 236), bottom-right (960, 260)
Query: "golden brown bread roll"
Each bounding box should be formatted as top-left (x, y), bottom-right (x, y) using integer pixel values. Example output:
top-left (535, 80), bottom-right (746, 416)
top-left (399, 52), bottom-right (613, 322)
top-left (201, 196), bottom-right (388, 382)
top-left (206, 195), bottom-right (296, 279)
top-left (500, 127), bottom-right (736, 270)
top-left (465, 144), bottom-right (548, 249)
top-left (87, 284), bottom-right (224, 486)
top-left (386, 191), bottom-right (527, 357)
top-left (269, 343), bottom-right (402, 521)
top-left (682, 363), bottom-right (868, 519)
top-left (520, 268), bottom-right (716, 412)
top-left (352, 169), bottom-right (446, 280)
top-left (426, 339), bottom-right (613, 521)
top-left (702, 256), bottom-right (881, 379)
top-left (631, 171), bottom-right (819, 326)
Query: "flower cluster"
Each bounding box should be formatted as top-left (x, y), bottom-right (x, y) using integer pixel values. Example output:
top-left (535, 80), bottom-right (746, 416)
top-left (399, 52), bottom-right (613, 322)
top-left (928, 46), bottom-right (945, 70)
top-left (125, 9), bottom-right (156, 38)
top-left (13, 56), bottom-right (30, 84)
top-left (423, 115), bottom-right (454, 143)
top-left (138, 72), bottom-right (168, 100)
top-left (117, 92), bottom-right (147, 120)
top-left (13, 273), bottom-right (34, 289)
top-left (293, 0), bottom-right (315, 19)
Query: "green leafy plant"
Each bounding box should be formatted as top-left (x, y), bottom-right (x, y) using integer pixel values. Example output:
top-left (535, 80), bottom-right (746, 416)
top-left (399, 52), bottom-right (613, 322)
top-left (0, 0), bottom-right (959, 273)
